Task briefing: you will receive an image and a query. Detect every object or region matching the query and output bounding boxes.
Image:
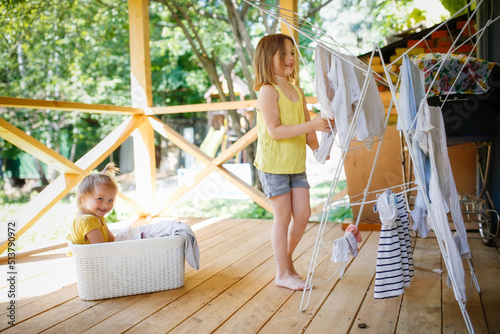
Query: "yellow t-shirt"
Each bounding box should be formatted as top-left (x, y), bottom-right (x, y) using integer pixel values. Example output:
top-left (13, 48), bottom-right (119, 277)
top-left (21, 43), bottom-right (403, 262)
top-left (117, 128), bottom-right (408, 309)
top-left (67, 214), bottom-right (109, 245)
top-left (254, 84), bottom-right (307, 174)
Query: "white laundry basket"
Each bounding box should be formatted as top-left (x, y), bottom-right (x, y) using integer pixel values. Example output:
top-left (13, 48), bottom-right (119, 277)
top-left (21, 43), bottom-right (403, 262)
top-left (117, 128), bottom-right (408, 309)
top-left (69, 236), bottom-right (185, 300)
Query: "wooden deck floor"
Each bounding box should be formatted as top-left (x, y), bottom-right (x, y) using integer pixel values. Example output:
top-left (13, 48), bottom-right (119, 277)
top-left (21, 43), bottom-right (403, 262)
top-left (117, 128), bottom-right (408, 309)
top-left (1, 217), bottom-right (499, 333)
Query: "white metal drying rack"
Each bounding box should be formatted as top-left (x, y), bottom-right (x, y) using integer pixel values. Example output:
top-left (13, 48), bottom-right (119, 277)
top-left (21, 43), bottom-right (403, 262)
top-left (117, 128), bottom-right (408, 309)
top-left (243, 1), bottom-right (500, 332)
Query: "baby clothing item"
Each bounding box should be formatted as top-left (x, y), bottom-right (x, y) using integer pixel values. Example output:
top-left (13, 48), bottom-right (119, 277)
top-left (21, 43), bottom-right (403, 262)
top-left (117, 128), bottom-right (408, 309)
top-left (115, 220), bottom-right (200, 270)
top-left (399, 54), bottom-right (432, 238)
top-left (374, 190), bottom-right (414, 299)
top-left (331, 228), bottom-right (360, 279)
top-left (345, 223), bottom-right (362, 243)
top-left (331, 228), bottom-right (360, 262)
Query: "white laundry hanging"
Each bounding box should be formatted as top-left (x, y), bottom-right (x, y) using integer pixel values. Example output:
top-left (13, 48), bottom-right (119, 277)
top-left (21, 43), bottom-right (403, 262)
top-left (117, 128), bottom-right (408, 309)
top-left (414, 98), bottom-right (471, 257)
top-left (243, 1), bottom-right (488, 331)
top-left (314, 44), bottom-right (385, 150)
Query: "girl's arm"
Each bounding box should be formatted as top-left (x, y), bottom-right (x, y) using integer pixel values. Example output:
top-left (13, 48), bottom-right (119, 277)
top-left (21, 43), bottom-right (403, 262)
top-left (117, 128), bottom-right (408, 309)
top-left (86, 229), bottom-right (106, 243)
top-left (259, 85), bottom-right (331, 140)
top-left (300, 87), bottom-right (320, 151)
top-left (107, 225), bottom-right (115, 242)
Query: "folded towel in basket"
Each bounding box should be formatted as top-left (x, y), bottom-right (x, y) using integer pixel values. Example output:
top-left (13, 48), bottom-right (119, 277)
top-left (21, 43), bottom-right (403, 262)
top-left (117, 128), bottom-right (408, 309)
top-left (114, 220), bottom-right (200, 270)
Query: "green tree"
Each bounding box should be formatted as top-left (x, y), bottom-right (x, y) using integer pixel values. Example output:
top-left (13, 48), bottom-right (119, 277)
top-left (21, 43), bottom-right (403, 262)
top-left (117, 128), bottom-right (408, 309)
top-left (0, 0), bottom-right (131, 183)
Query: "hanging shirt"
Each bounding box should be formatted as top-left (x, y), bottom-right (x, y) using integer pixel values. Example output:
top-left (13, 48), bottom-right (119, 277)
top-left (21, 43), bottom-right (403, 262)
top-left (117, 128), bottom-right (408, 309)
top-left (254, 84), bottom-right (307, 174)
top-left (399, 54), bottom-right (431, 237)
top-left (414, 100), bottom-right (470, 256)
top-left (314, 44), bottom-right (385, 154)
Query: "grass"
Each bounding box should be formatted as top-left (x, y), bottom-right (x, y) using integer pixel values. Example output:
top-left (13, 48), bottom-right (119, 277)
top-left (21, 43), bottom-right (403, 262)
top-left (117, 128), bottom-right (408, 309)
top-left (0, 180), bottom-right (351, 254)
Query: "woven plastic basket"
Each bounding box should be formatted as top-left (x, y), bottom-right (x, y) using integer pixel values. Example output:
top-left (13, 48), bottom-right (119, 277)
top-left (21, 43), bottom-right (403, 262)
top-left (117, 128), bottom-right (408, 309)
top-left (69, 236), bottom-right (185, 300)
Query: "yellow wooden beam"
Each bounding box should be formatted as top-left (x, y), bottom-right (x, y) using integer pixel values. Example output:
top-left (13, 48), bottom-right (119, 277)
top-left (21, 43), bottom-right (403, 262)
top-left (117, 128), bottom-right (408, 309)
top-left (132, 117), bottom-right (157, 211)
top-left (75, 115), bottom-right (144, 172)
top-left (280, 0), bottom-right (300, 86)
top-left (0, 117), bottom-right (84, 175)
top-left (151, 97), bottom-right (318, 115)
top-left (149, 117), bottom-right (271, 214)
top-left (128, 0), bottom-right (157, 212)
top-left (116, 191), bottom-right (150, 217)
top-left (0, 173), bottom-right (81, 254)
top-left (153, 127), bottom-right (259, 216)
top-left (0, 96), bottom-right (141, 115)
top-left (152, 100), bottom-right (258, 115)
top-left (212, 127), bottom-right (258, 166)
top-left (128, 0), bottom-right (153, 108)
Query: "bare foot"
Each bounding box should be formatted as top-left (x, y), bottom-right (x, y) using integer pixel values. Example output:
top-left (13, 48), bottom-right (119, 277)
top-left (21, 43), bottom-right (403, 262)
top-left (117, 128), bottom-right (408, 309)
top-left (275, 273), bottom-right (306, 291)
top-left (289, 260), bottom-right (301, 278)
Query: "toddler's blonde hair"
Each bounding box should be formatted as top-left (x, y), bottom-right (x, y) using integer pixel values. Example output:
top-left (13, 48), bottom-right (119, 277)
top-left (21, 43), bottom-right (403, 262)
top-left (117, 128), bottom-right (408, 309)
top-left (77, 162), bottom-right (119, 213)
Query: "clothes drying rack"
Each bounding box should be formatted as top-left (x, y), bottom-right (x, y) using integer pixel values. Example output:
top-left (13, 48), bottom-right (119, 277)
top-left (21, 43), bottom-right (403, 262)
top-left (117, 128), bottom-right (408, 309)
top-left (244, 1), bottom-right (500, 333)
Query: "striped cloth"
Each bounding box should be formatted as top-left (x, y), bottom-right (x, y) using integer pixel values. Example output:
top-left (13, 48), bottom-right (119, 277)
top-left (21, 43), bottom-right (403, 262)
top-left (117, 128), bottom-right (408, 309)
top-left (374, 191), bottom-right (414, 299)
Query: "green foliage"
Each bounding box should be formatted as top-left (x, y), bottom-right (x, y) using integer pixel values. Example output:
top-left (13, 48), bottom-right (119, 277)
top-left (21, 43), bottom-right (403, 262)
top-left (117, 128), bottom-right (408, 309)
top-left (0, 0), bottom-right (130, 168)
top-left (439, 0), bottom-right (471, 15)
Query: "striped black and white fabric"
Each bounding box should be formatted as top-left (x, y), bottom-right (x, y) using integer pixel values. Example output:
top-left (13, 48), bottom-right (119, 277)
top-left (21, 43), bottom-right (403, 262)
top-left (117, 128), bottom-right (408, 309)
top-left (374, 190), bottom-right (413, 299)
top-left (396, 193), bottom-right (414, 287)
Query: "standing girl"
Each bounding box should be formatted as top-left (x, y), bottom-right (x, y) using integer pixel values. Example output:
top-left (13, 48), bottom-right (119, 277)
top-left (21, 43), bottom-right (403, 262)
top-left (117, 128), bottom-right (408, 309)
top-left (253, 34), bottom-right (333, 290)
top-left (67, 162), bottom-right (119, 244)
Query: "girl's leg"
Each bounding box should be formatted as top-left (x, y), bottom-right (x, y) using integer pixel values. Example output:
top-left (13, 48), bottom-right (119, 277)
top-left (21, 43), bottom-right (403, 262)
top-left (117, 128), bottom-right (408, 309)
top-left (288, 187), bottom-right (311, 277)
top-left (269, 193), bottom-right (306, 290)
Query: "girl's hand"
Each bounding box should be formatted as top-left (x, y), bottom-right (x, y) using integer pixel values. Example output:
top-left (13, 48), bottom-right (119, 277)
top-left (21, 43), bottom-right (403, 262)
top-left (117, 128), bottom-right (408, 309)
top-left (311, 114), bottom-right (334, 132)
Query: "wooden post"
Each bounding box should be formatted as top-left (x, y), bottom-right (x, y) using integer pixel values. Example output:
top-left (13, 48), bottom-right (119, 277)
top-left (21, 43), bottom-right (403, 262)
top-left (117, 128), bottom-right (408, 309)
top-left (280, 0), bottom-right (300, 86)
top-left (128, 0), bottom-right (156, 213)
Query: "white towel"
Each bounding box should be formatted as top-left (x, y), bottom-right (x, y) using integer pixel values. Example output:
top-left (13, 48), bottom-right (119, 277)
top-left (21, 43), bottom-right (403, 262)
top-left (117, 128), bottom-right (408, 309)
top-left (114, 220), bottom-right (200, 270)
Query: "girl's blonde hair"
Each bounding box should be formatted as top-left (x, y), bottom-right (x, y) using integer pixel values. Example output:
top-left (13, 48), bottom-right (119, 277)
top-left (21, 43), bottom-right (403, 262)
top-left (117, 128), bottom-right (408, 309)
top-left (77, 162), bottom-right (119, 212)
top-left (253, 33), bottom-right (296, 91)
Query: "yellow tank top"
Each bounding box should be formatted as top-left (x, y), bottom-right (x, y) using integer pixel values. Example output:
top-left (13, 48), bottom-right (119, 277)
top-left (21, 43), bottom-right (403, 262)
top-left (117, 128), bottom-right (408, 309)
top-left (254, 84), bottom-right (307, 174)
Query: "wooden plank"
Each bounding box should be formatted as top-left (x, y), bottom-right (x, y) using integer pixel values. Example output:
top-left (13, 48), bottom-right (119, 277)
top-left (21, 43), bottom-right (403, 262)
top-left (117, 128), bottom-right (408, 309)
top-left (128, 0), bottom-right (153, 108)
top-left (115, 191), bottom-right (150, 217)
top-left (152, 100), bottom-right (258, 115)
top-left (131, 117), bottom-right (157, 211)
top-left (442, 253), bottom-right (487, 333)
top-left (257, 229), bottom-right (372, 334)
top-left (1, 296), bottom-right (100, 333)
top-left (0, 241), bottom-right (67, 262)
top-left (43, 295), bottom-right (141, 334)
top-left (0, 96), bottom-right (141, 115)
top-left (169, 223), bottom-right (334, 334)
top-left (211, 126), bottom-right (258, 166)
top-left (396, 237), bottom-right (442, 334)
top-left (0, 117), bottom-right (84, 175)
top-left (129, 229), bottom-right (278, 333)
top-left (304, 231), bottom-right (380, 333)
top-left (151, 96), bottom-right (318, 115)
top-left (75, 115), bottom-right (143, 172)
top-left (81, 220), bottom-right (274, 333)
top-left (350, 277), bottom-right (402, 334)
top-left (149, 116), bottom-right (271, 212)
top-left (463, 238), bottom-right (500, 333)
top-left (0, 285), bottom-right (79, 331)
top-left (212, 224), bottom-right (344, 334)
top-left (0, 252), bottom-right (75, 316)
top-left (152, 123), bottom-right (255, 215)
top-left (0, 173), bottom-right (81, 254)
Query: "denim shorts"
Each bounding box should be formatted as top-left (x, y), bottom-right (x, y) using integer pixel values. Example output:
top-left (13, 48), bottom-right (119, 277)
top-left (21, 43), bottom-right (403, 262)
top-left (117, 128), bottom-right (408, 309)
top-left (258, 171), bottom-right (310, 198)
